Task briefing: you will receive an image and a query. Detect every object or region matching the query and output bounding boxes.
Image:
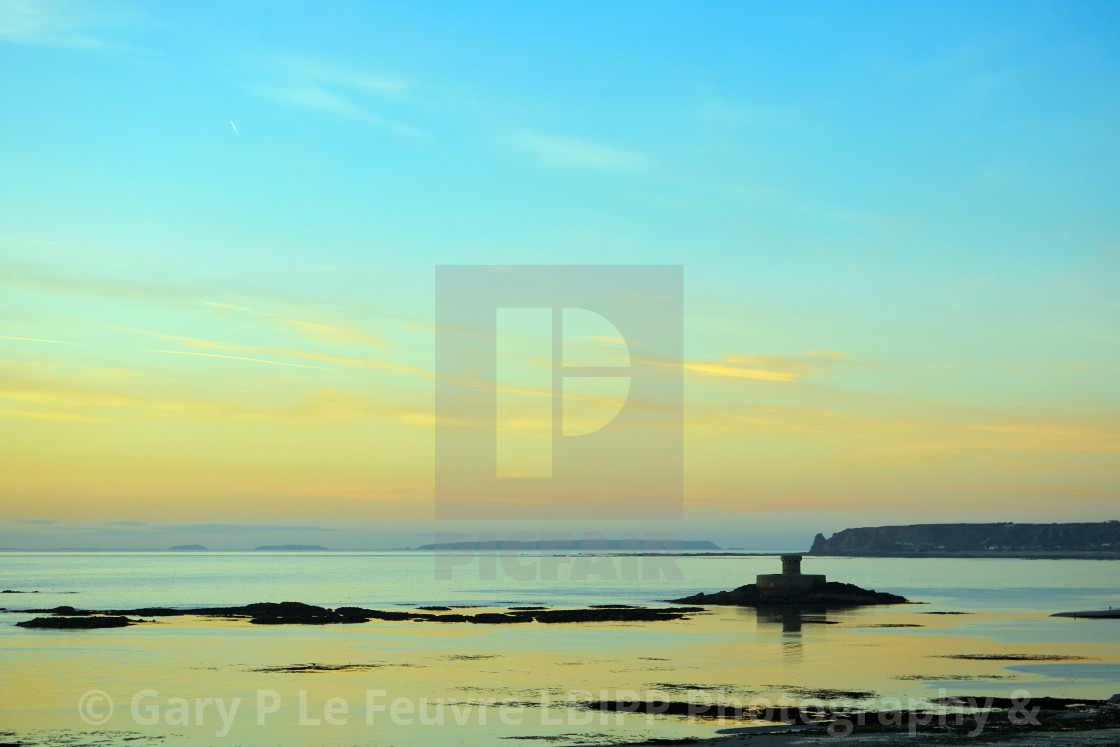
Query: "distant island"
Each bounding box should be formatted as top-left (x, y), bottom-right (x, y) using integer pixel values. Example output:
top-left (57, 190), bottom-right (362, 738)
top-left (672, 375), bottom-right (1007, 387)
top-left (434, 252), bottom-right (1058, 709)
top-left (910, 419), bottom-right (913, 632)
top-left (253, 545), bottom-right (328, 551)
top-left (809, 521), bottom-right (1120, 557)
top-left (416, 539), bottom-right (720, 552)
top-left (168, 544), bottom-right (207, 551)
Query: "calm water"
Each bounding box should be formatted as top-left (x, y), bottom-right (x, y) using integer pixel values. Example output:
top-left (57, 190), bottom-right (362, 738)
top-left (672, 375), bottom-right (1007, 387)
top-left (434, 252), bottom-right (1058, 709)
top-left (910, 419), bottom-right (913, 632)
top-left (2, 552), bottom-right (1118, 746)
top-left (3, 550), bottom-right (1118, 611)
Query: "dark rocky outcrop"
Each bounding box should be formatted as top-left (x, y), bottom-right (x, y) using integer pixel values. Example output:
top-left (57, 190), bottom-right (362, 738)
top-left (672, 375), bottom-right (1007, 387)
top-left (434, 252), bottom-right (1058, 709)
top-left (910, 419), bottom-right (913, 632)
top-left (535, 607), bottom-right (703, 623)
top-left (586, 693), bottom-right (1120, 737)
top-left (671, 581), bottom-right (907, 607)
top-left (1051, 609), bottom-right (1120, 619)
top-left (240, 602), bottom-right (368, 624)
top-left (17, 615), bottom-right (135, 629)
top-left (22, 601), bottom-right (707, 626)
top-left (810, 533), bottom-right (827, 553)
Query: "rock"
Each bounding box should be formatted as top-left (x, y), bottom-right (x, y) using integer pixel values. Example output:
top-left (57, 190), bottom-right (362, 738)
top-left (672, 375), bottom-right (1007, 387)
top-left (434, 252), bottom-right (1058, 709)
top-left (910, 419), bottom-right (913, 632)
top-left (671, 581), bottom-right (908, 607)
top-left (468, 612), bottom-right (535, 624)
top-left (245, 601), bottom-right (355, 625)
top-left (19, 600), bottom-right (712, 626)
top-left (933, 695), bottom-right (1107, 709)
top-left (1051, 609), bottom-right (1120, 618)
top-left (534, 607), bottom-right (703, 623)
top-left (17, 616), bottom-right (135, 629)
top-left (43, 605), bottom-right (85, 615)
top-left (810, 533), bottom-right (827, 553)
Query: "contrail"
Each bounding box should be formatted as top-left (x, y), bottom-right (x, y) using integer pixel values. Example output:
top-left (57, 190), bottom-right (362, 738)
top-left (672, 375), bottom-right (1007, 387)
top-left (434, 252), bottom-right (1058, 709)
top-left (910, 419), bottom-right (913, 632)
top-left (149, 349), bottom-right (325, 370)
top-left (0, 335), bottom-right (85, 346)
top-left (230, 120), bottom-right (240, 137)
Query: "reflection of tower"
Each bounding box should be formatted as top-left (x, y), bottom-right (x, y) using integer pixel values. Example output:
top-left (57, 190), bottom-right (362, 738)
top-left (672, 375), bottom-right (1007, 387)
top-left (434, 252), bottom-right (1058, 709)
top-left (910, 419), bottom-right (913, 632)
top-left (757, 605), bottom-right (806, 632)
top-left (754, 606), bottom-right (807, 663)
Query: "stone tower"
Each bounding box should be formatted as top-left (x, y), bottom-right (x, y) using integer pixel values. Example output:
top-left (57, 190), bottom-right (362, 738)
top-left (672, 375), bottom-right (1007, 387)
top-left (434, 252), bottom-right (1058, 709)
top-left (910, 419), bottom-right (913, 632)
top-left (756, 554), bottom-right (826, 594)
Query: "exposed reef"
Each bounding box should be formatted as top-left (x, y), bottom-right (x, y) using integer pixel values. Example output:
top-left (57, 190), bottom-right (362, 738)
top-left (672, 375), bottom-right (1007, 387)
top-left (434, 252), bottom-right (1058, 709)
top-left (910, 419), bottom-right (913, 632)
top-left (1052, 609), bottom-right (1120, 619)
top-left (17, 615), bottom-right (138, 629)
top-left (583, 693), bottom-right (1120, 745)
top-left (18, 601), bottom-right (707, 626)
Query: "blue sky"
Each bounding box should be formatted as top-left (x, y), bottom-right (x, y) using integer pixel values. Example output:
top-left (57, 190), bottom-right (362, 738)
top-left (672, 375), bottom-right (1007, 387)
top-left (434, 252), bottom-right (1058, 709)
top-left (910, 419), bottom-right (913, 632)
top-left (0, 1), bottom-right (1118, 548)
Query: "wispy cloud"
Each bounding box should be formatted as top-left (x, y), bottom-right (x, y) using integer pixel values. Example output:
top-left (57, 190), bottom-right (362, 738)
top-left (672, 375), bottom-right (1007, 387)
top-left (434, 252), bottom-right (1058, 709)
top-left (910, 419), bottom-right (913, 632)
top-left (683, 359), bottom-right (801, 382)
top-left (0, 239), bottom-right (424, 338)
top-left (0, 0), bottom-right (132, 50)
top-left (513, 132), bottom-right (649, 169)
top-left (201, 301), bottom-right (384, 346)
top-left (270, 56), bottom-right (409, 93)
top-left (0, 361), bottom-right (425, 425)
top-left (116, 326), bottom-right (239, 351)
top-left (121, 323), bottom-right (431, 378)
top-left (0, 406), bottom-right (110, 422)
top-left (646, 350), bottom-right (849, 383)
top-left (254, 55), bottom-right (417, 134)
top-left (0, 381), bottom-right (140, 408)
top-left (269, 85), bottom-right (361, 116)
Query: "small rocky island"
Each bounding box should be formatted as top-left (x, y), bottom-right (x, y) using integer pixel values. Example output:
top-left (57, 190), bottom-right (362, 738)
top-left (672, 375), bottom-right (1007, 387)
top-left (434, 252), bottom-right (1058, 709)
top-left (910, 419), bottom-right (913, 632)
top-left (672, 554), bottom-right (908, 606)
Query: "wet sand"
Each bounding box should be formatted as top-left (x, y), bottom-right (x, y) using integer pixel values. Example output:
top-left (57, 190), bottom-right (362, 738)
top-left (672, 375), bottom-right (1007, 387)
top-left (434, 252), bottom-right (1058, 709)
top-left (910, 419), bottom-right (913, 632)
top-left (4, 603), bottom-right (1119, 746)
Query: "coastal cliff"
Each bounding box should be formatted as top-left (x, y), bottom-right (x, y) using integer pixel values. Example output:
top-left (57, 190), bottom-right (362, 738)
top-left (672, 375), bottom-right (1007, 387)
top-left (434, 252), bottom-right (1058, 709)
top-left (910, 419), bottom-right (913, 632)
top-left (809, 521), bottom-right (1120, 555)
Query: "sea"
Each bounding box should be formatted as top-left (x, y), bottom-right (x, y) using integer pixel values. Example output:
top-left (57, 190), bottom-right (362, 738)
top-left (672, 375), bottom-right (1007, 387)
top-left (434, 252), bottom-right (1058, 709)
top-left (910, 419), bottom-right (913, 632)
top-left (2, 551), bottom-right (1118, 746)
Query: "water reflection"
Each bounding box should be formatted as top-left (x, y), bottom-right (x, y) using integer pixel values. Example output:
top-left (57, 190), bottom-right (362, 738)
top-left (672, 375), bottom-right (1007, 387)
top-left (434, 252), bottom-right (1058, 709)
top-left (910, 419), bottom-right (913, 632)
top-left (754, 605), bottom-right (853, 663)
top-left (755, 604), bottom-right (833, 633)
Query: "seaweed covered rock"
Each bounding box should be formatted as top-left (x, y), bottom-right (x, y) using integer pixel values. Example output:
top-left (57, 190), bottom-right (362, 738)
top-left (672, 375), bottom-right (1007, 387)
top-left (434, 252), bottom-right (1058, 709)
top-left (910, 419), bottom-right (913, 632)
top-left (17, 615), bottom-right (135, 629)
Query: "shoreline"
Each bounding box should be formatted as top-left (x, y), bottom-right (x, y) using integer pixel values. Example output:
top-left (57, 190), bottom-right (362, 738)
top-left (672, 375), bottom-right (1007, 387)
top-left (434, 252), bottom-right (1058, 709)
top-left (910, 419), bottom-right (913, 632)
top-left (598, 727), bottom-right (1120, 746)
top-left (4, 549), bottom-right (1120, 560)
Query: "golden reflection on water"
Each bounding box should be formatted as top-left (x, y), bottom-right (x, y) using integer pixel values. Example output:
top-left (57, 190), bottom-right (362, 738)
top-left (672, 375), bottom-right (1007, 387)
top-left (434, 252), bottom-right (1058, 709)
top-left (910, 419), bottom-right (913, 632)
top-left (3, 604), bottom-right (1118, 746)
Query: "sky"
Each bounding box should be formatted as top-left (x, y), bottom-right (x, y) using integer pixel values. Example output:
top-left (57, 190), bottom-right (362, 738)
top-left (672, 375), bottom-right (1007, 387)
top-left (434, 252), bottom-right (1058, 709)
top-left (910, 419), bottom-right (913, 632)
top-left (1, 0), bottom-right (1118, 549)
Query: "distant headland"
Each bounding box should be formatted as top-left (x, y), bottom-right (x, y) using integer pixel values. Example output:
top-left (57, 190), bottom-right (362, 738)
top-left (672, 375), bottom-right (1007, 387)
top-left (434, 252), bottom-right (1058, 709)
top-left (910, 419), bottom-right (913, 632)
top-left (809, 521), bottom-right (1120, 558)
top-left (415, 539), bottom-right (720, 552)
top-left (253, 545), bottom-right (328, 551)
